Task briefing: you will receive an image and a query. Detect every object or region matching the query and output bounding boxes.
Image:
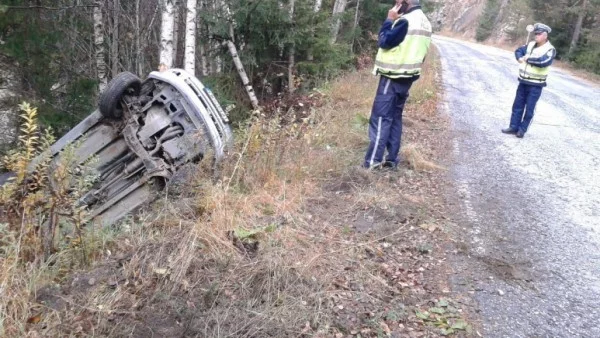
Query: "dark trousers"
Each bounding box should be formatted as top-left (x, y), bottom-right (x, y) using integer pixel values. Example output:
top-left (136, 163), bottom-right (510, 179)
top-left (363, 76), bottom-right (412, 168)
top-left (510, 83), bottom-right (543, 134)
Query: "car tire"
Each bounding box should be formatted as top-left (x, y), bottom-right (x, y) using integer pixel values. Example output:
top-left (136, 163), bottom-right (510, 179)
top-left (99, 72), bottom-right (142, 118)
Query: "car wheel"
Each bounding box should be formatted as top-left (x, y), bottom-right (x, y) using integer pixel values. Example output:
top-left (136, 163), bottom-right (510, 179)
top-left (99, 72), bottom-right (142, 119)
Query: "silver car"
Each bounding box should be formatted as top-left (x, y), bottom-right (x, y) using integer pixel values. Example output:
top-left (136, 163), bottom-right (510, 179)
top-left (32, 69), bottom-right (232, 226)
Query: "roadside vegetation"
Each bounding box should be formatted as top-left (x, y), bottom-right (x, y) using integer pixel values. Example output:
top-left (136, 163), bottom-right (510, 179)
top-left (0, 47), bottom-right (475, 337)
top-left (475, 0), bottom-right (600, 74)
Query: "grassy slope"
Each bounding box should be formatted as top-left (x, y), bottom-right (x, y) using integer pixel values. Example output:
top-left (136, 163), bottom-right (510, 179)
top-left (2, 46), bottom-right (475, 337)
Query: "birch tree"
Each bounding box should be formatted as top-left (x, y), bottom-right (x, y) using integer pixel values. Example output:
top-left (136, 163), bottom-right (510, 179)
top-left (307, 0), bottom-right (322, 61)
top-left (224, 41), bottom-right (259, 110)
top-left (331, 0), bottom-right (348, 44)
top-left (183, 0), bottom-right (197, 74)
top-left (159, 0), bottom-right (176, 70)
top-left (93, 1), bottom-right (107, 92)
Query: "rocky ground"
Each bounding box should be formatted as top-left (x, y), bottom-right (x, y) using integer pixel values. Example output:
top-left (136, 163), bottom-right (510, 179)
top-left (435, 35), bottom-right (600, 338)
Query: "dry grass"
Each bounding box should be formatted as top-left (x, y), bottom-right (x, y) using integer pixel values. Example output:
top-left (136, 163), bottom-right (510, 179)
top-left (402, 144), bottom-right (445, 172)
top-left (1, 45), bottom-right (464, 337)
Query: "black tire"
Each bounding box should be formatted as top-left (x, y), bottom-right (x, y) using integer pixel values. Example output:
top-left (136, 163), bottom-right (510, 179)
top-left (99, 72), bottom-right (142, 118)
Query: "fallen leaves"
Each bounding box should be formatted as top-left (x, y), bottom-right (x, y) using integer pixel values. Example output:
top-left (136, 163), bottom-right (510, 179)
top-left (414, 298), bottom-right (472, 336)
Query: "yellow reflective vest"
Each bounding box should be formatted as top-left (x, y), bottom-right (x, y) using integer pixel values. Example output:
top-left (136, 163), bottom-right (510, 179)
top-left (519, 41), bottom-right (555, 85)
top-left (373, 9), bottom-right (432, 79)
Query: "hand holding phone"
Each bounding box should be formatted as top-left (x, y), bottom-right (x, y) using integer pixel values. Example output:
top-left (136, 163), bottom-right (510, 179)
top-left (388, 4), bottom-right (401, 21)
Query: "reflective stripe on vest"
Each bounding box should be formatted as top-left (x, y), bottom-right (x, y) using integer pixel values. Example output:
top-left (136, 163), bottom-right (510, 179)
top-left (373, 9), bottom-right (432, 79)
top-left (518, 41), bottom-right (554, 84)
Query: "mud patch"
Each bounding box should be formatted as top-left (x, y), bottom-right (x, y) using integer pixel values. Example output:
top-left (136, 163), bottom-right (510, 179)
top-left (324, 166), bottom-right (372, 193)
top-left (476, 255), bottom-right (535, 282)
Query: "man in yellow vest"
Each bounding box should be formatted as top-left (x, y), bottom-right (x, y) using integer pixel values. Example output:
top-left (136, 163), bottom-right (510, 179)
top-left (363, 0), bottom-right (431, 169)
top-left (502, 23), bottom-right (556, 138)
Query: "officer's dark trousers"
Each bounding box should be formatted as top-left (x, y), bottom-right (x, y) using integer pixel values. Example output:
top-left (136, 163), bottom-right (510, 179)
top-left (364, 76), bottom-right (412, 168)
top-left (510, 83), bottom-right (543, 134)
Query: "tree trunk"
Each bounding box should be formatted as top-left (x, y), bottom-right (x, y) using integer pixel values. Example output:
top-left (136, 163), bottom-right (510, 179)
top-left (200, 43), bottom-right (209, 76)
top-left (173, 0), bottom-right (181, 65)
top-left (307, 0), bottom-right (322, 61)
top-left (314, 0), bottom-right (322, 12)
top-left (224, 40), bottom-right (259, 110)
top-left (568, 0), bottom-right (588, 58)
top-left (351, 0), bottom-right (360, 53)
top-left (93, 1), bottom-right (108, 92)
top-left (136, 0), bottom-right (143, 76)
top-left (198, 0), bottom-right (209, 75)
top-left (331, 0), bottom-right (347, 44)
top-left (288, 0), bottom-right (296, 93)
top-left (184, 0), bottom-right (197, 74)
top-left (160, 0), bottom-right (176, 69)
top-left (111, 0), bottom-right (120, 76)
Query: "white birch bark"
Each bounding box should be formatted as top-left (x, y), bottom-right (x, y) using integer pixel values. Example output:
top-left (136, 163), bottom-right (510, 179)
top-left (220, 0), bottom-right (236, 43)
top-left (184, 0), bottom-right (197, 74)
top-left (224, 40), bottom-right (259, 110)
top-left (93, 1), bottom-right (108, 92)
top-left (159, 0), bottom-right (176, 70)
top-left (307, 0), bottom-right (322, 61)
top-left (331, 0), bottom-right (348, 44)
top-left (314, 0), bottom-right (322, 12)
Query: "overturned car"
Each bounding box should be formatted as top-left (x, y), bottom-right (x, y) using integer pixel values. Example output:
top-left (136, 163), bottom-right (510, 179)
top-left (32, 69), bottom-right (232, 226)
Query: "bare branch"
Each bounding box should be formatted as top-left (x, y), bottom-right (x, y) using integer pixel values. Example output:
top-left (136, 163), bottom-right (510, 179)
top-left (4, 5), bottom-right (99, 11)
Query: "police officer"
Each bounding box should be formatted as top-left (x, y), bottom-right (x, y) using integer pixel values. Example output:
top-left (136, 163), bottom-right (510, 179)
top-left (502, 23), bottom-right (556, 138)
top-left (363, 0), bottom-right (432, 169)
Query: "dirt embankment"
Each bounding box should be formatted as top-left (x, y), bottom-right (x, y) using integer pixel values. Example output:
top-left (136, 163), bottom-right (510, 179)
top-left (430, 0), bottom-right (532, 44)
top-left (430, 0), bottom-right (486, 38)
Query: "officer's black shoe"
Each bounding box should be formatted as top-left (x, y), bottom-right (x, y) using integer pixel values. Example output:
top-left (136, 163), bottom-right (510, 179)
top-left (501, 127), bottom-right (518, 134)
top-left (516, 130), bottom-right (525, 138)
top-left (382, 161), bottom-right (398, 171)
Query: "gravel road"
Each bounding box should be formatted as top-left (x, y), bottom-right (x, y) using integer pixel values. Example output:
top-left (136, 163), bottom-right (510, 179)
top-left (434, 35), bottom-right (600, 337)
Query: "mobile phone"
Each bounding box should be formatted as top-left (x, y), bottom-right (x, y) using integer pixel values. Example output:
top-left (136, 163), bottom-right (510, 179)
top-left (397, 1), bottom-right (408, 14)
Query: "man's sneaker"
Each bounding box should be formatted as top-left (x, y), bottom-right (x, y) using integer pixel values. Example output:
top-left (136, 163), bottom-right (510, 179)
top-left (502, 127), bottom-right (518, 134)
top-left (516, 130), bottom-right (525, 138)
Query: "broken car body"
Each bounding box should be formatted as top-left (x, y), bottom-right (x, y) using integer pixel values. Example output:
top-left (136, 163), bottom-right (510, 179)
top-left (33, 69), bottom-right (232, 226)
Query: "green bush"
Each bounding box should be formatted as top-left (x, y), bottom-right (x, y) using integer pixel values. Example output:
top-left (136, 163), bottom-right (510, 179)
top-left (476, 0), bottom-right (500, 42)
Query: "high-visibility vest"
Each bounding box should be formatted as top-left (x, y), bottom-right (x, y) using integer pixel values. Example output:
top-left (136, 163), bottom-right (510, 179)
top-left (519, 41), bottom-right (555, 85)
top-left (373, 9), bottom-right (432, 79)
